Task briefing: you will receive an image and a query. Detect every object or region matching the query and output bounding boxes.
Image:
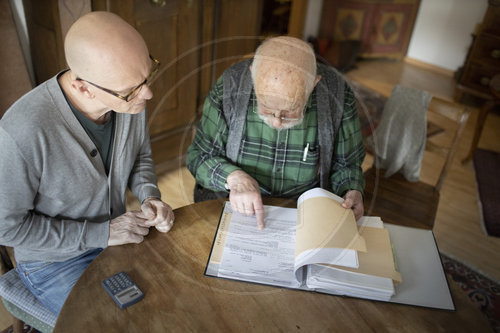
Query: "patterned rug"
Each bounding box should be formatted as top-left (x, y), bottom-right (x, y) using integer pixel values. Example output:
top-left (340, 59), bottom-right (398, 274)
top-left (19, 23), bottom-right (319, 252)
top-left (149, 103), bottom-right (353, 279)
top-left (441, 253), bottom-right (500, 332)
top-left (349, 80), bottom-right (386, 139)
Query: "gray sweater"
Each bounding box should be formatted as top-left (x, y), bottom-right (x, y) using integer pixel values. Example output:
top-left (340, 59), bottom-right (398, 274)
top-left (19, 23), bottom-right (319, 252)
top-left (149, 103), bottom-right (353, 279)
top-left (0, 73), bottom-right (161, 263)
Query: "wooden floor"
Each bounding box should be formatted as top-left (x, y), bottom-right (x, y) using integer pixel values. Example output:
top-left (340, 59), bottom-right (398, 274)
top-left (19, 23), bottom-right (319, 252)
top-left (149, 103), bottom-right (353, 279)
top-left (1, 58), bottom-right (499, 330)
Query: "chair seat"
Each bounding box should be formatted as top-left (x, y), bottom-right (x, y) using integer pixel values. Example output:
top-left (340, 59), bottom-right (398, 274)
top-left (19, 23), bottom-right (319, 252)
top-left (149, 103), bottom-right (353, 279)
top-left (364, 168), bottom-right (439, 229)
top-left (0, 269), bottom-right (56, 332)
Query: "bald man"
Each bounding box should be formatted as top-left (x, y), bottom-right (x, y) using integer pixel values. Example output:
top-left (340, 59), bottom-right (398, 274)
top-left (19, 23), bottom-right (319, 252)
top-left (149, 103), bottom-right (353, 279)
top-left (0, 12), bottom-right (174, 316)
top-left (187, 36), bottom-right (365, 229)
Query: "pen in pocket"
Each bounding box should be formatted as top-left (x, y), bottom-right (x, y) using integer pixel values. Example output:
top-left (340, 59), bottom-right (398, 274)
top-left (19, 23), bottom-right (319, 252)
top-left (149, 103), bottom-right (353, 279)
top-left (302, 143), bottom-right (309, 161)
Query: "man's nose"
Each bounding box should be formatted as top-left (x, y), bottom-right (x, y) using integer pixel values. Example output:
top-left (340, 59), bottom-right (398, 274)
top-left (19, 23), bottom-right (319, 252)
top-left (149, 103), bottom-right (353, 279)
top-left (139, 84), bottom-right (153, 100)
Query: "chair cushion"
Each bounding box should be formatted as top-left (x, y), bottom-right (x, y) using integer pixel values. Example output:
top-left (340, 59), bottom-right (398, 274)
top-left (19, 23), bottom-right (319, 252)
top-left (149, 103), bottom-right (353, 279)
top-left (0, 269), bottom-right (57, 328)
top-left (2, 298), bottom-right (54, 333)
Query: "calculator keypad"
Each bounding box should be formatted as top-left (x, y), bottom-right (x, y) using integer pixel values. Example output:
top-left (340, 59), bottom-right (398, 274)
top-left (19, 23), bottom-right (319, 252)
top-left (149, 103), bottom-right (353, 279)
top-left (102, 271), bottom-right (144, 309)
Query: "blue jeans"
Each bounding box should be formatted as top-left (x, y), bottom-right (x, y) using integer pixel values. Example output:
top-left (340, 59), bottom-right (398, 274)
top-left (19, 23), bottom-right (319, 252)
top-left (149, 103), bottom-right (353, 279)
top-left (16, 248), bottom-right (103, 316)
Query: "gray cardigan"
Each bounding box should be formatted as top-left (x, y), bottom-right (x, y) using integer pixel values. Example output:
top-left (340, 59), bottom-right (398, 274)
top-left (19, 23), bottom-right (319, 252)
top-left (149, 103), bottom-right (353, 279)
top-left (0, 73), bottom-right (161, 263)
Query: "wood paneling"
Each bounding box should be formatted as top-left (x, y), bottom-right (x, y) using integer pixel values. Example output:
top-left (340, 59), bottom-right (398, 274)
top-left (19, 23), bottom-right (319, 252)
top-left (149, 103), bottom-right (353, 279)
top-left (210, 0), bottom-right (263, 82)
top-left (288, 0), bottom-right (309, 38)
top-left (92, 0), bottom-right (202, 171)
top-left (23, 0), bottom-right (66, 84)
top-left (25, 0), bottom-right (264, 172)
top-left (0, 0), bottom-right (32, 116)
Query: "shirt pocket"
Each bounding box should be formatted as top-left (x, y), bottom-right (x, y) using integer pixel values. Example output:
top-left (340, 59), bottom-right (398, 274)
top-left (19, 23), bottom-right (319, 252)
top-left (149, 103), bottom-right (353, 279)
top-left (295, 143), bottom-right (320, 184)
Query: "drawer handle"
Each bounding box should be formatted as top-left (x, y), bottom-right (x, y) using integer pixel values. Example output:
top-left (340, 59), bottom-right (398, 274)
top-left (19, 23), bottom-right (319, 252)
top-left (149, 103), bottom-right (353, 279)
top-left (492, 49), bottom-right (500, 59)
top-left (151, 0), bottom-right (166, 6)
top-left (480, 77), bottom-right (490, 86)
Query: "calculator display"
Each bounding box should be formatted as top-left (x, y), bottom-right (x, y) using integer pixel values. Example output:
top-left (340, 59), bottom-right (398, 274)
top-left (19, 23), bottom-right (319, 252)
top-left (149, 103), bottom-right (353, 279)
top-left (116, 286), bottom-right (142, 305)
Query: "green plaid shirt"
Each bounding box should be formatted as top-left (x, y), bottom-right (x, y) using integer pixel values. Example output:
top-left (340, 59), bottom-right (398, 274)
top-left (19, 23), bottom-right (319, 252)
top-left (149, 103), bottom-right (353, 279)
top-left (187, 77), bottom-right (365, 197)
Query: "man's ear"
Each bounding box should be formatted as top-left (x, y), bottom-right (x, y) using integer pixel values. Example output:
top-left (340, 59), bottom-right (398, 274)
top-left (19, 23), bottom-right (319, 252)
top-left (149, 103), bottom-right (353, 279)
top-left (314, 75), bottom-right (322, 87)
top-left (72, 79), bottom-right (94, 99)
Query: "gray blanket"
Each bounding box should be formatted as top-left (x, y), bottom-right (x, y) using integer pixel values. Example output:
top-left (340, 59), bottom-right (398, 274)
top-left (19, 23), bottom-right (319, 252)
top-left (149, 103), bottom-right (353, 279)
top-left (367, 85), bottom-right (431, 182)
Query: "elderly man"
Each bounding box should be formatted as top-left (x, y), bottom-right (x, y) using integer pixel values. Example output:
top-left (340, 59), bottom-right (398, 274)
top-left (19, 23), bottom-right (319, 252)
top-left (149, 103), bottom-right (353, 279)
top-left (187, 36), bottom-right (365, 229)
top-left (0, 12), bottom-right (174, 316)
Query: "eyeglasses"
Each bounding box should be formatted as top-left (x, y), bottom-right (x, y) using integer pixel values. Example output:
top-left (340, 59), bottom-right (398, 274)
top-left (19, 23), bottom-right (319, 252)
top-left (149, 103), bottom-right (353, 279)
top-left (76, 55), bottom-right (160, 102)
top-left (253, 97), bottom-right (305, 122)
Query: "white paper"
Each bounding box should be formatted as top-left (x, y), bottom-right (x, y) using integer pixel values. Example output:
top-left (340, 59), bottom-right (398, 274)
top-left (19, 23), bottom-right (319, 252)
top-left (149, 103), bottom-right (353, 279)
top-left (297, 187), bottom-right (344, 206)
top-left (218, 204), bottom-right (301, 288)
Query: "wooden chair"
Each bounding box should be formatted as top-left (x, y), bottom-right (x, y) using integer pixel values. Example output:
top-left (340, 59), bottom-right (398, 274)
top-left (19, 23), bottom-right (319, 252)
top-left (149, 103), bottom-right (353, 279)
top-left (0, 245), bottom-right (56, 333)
top-left (363, 88), bottom-right (471, 230)
top-left (0, 245), bottom-right (24, 333)
top-left (457, 73), bottom-right (500, 163)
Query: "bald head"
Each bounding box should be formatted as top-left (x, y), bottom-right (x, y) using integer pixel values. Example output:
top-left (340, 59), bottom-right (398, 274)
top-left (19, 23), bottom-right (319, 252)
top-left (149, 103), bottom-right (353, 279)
top-left (65, 11), bottom-right (150, 91)
top-left (251, 36), bottom-right (317, 108)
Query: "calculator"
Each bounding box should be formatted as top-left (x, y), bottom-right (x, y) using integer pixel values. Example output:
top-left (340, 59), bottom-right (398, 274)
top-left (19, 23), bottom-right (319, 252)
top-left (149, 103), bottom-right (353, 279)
top-left (102, 271), bottom-right (144, 309)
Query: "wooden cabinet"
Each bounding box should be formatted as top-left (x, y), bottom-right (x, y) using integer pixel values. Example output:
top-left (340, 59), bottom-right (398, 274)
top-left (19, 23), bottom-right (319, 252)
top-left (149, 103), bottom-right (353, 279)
top-left (318, 0), bottom-right (420, 59)
top-left (23, 0), bottom-right (67, 85)
top-left (1, 0), bottom-right (32, 117)
top-left (22, 0), bottom-right (262, 173)
top-left (456, 2), bottom-right (500, 98)
top-left (92, 0), bottom-right (204, 172)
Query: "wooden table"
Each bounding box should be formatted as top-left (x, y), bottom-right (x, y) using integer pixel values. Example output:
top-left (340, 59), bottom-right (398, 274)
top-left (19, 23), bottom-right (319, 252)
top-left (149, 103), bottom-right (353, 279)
top-left (54, 199), bottom-right (492, 332)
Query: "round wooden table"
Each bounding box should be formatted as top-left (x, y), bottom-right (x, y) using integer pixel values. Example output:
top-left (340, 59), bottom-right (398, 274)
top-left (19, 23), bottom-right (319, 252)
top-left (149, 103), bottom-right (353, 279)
top-left (54, 199), bottom-right (492, 332)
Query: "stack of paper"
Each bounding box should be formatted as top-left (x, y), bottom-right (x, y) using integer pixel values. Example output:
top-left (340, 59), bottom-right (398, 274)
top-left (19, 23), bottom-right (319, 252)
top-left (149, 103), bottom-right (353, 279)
top-left (304, 216), bottom-right (402, 301)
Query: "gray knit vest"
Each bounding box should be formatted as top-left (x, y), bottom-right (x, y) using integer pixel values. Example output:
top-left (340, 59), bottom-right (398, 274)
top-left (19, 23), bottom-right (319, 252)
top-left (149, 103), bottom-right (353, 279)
top-left (222, 59), bottom-right (346, 191)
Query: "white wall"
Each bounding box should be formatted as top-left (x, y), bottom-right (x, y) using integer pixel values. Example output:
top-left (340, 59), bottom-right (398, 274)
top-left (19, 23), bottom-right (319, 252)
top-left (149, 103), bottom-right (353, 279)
top-left (303, 0), bottom-right (324, 40)
top-left (407, 0), bottom-right (488, 71)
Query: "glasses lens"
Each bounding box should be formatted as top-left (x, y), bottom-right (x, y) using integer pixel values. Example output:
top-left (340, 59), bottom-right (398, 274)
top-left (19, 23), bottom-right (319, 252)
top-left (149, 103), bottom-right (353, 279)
top-left (125, 59), bottom-right (160, 102)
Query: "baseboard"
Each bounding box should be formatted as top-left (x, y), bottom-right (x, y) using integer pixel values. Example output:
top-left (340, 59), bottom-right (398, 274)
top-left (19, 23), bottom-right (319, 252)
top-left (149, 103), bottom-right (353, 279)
top-left (404, 57), bottom-right (455, 77)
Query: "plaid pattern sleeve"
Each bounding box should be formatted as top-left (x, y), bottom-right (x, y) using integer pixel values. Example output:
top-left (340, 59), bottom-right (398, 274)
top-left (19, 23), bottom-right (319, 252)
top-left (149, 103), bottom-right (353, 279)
top-left (186, 78), bottom-right (240, 191)
top-left (330, 83), bottom-right (366, 196)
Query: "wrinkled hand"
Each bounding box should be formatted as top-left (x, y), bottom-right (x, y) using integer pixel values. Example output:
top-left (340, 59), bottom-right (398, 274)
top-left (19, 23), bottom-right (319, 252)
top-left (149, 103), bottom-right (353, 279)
top-left (108, 211), bottom-right (150, 246)
top-left (227, 170), bottom-right (265, 229)
top-left (139, 197), bottom-right (175, 233)
top-left (341, 190), bottom-right (364, 220)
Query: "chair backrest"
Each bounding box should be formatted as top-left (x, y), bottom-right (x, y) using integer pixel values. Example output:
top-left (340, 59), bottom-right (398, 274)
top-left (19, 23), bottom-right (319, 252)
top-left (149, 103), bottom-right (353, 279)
top-left (424, 97), bottom-right (470, 191)
top-left (368, 85), bottom-right (470, 192)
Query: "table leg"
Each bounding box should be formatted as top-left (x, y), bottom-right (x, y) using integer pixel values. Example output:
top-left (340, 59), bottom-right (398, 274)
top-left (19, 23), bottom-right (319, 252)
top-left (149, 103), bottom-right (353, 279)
top-left (462, 100), bottom-right (496, 164)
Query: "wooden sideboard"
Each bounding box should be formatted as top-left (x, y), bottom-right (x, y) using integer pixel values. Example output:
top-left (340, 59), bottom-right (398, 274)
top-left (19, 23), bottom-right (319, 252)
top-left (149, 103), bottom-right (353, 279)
top-left (455, 1), bottom-right (500, 163)
top-left (456, 1), bottom-right (500, 99)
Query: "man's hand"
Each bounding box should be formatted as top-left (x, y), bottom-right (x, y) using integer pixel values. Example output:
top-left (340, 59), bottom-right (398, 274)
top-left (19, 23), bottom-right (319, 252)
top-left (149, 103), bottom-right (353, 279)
top-left (341, 190), bottom-right (364, 220)
top-left (227, 170), bottom-right (265, 229)
top-left (108, 211), bottom-right (150, 246)
top-left (139, 197), bottom-right (175, 233)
